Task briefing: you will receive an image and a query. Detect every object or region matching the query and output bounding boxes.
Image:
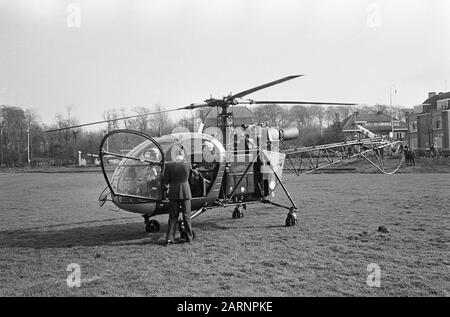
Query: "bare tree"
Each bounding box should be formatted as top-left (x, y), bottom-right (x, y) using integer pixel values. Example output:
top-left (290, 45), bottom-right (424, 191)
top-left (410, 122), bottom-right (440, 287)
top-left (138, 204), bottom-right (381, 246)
top-left (253, 104), bottom-right (289, 127)
top-left (375, 104), bottom-right (389, 114)
top-left (309, 106), bottom-right (326, 136)
top-left (131, 107), bottom-right (151, 133)
top-left (148, 104), bottom-right (173, 136)
top-left (102, 109), bottom-right (121, 132)
top-left (178, 115), bottom-right (195, 131)
top-left (289, 105), bottom-right (311, 129)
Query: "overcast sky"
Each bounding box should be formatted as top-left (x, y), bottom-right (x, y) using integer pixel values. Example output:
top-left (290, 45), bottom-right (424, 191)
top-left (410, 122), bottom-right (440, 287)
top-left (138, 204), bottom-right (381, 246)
top-left (0, 0), bottom-right (449, 128)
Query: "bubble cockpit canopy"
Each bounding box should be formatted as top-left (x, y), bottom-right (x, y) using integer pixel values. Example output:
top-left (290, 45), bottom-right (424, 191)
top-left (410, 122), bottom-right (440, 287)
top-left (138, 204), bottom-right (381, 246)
top-left (100, 130), bottom-right (223, 202)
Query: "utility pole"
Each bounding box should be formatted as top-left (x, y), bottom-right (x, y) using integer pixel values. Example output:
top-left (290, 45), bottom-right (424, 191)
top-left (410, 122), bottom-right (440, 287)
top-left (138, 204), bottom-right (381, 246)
top-left (106, 123), bottom-right (109, 153)
top-left (0, 125), bottom-right (2, 167)
top-left (390, 85), bottom-right (397, 139)
top-left (0, 112), bottom-right (3, 167)
top-left (27, 126), bottom-right (30, 166)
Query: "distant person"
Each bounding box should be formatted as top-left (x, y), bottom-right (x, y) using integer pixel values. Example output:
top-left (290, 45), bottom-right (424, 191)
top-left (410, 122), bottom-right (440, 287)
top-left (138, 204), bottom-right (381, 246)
top-left (347, 146), bottom-right (353, 157)
top-left (163, 148), bottom-right (196, 245)
top-left (430, 143), bottom-right (439, 158)
top-left (404, 145), bottom-right (416, 166)
top-left (409, 147), bottom-right (416, 166)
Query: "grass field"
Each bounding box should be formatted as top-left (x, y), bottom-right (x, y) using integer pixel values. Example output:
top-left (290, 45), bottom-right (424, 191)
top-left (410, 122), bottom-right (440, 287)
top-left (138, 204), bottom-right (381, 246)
top-left (0, 164), bottom-right (449, 296)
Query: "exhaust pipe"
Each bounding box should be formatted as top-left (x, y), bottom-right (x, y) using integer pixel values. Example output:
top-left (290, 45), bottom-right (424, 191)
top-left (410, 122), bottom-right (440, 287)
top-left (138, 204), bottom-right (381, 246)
top-left (267, 126), bottom-right (299, 141)
top-left (280, 126), bottom-right (299, 141)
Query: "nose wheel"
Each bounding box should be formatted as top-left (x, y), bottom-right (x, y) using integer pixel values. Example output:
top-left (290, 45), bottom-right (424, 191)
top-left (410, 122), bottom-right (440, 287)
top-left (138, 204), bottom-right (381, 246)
top-left (232, 205), bottom-right (245, 219)
top-left (177, 219), bottom-right (195, 241)
top-left (144, 215), bottom-right (160, 233)
top-left (177, 219), bottom-right (186, 238)
top-left (285, 209), bottom-right (298, 227)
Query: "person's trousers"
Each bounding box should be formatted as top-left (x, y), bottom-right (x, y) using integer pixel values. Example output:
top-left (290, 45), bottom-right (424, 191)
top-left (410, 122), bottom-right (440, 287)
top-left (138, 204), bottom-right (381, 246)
top-left (166, 199), bottom-right (194, 242)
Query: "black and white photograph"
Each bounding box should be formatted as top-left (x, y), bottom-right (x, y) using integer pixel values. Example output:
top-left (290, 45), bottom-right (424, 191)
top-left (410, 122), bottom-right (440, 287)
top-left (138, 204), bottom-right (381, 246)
top-left (0, 0), bottom-right (449, 300)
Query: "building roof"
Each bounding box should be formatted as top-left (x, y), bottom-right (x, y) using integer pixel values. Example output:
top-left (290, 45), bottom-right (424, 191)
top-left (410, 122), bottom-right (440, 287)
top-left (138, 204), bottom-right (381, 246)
top-left (364, 125), bottom-right (407, 132)
top-left (422, 92), bottom-right (450, 107)
top-left (342, 112), bottom-right (405, 132)
top-left (353, 113), bottom-right (392, 122)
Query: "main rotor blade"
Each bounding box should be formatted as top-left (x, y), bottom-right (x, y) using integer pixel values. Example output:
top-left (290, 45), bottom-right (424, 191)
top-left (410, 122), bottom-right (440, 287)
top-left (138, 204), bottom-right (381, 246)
top-left (239, 100), bottom-right (358, 106)
top-left (227, 75), bottom-right (303, 101)
top-left (182, 102), bottom-right (210, 110)
top-left (45, 107), bottom-right (182, 132)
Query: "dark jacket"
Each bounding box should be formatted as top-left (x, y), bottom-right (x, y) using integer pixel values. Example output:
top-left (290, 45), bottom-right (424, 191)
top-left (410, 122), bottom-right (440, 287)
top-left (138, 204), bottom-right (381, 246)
top-left (164, 161), bottom-right (194, 200)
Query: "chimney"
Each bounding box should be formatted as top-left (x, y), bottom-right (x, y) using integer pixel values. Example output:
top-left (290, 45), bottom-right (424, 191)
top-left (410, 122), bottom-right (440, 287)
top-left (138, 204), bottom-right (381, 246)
top-left (428, 92), bottom-right (436, 98)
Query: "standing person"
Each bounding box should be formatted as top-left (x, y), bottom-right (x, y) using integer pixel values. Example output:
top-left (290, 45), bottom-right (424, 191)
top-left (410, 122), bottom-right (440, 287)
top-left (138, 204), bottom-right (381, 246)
top-left (430, 143), bottom-right (435, 158)
top-left (163, 148), bottom-right (195, 245)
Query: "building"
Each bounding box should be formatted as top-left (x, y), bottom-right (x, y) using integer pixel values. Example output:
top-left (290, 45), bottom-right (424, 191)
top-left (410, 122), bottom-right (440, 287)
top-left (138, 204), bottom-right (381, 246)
top-left (406, 92), bottom-right (450, 152)
top-left (341, 111), bottom-right (408, 141)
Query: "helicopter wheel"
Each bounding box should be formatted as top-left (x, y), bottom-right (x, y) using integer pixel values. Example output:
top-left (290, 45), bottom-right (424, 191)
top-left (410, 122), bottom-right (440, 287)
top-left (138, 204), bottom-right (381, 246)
top-left (232, 206), bottom-right (244, 219)
top-left (145, 219), bottom-right (160, 233)
top-left (177, 219), bottom-right (187, 240)
top-left (177, 219), bottom-right (195, 241)
top-left (285, 210), bottom-right (298, 227)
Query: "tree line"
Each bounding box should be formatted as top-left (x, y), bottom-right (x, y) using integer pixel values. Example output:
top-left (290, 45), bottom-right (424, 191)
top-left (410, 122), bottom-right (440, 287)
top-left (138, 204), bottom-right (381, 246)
top-left (0, 103), bottom-right (410, 167)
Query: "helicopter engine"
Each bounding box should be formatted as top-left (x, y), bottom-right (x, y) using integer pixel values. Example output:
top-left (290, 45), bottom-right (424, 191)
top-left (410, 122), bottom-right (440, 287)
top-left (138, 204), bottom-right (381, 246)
top-left (266, 126), bottom-right (299, 142)
top-left (279, 126), bottom-right (299, 141)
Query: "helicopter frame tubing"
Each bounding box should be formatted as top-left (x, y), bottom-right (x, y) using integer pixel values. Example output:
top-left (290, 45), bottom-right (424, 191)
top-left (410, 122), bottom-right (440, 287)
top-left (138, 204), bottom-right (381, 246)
top-left (260, 151), bottom-right (299, 226)
top-left (225, 155), bottom-right (259, 204)
top-left (282, 137), bottom-right (405, 181)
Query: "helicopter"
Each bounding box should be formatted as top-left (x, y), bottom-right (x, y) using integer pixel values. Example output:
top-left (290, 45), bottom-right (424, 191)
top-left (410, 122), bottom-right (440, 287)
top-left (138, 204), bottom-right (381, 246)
top-left (47, 75), bottom-right (405, 235)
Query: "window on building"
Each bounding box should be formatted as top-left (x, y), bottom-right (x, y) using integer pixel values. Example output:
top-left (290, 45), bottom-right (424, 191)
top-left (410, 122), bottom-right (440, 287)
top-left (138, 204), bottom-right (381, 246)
top-left (435, 119), bottom-right (441, 129)
top-left (440, 99), bottom-right (450, 110)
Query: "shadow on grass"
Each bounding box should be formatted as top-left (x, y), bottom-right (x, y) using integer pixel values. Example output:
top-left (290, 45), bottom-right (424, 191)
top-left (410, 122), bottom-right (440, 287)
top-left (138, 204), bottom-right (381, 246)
top-left (0, 220), bottom-right (253, 249)
top-left (0, 218), bottom-right (287, 249)
top-left (0, 222), bottom-right (152, 249)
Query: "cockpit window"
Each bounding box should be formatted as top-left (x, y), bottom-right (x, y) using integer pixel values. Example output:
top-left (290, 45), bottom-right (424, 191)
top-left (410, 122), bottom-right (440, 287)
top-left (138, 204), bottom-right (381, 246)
top-left (112, 161), bottom-right (162, 198)
top-left (109, 139), bottom-right (164, 200)
top-left (127, 141), bottom-right (163, 164)
top-left (104, 132), bottom-right (222, 201)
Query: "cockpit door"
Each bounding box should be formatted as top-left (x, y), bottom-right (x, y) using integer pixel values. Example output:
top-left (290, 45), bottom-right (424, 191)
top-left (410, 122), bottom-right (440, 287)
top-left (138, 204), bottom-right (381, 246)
top-left (99, 130), bottom-right (165, 202)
